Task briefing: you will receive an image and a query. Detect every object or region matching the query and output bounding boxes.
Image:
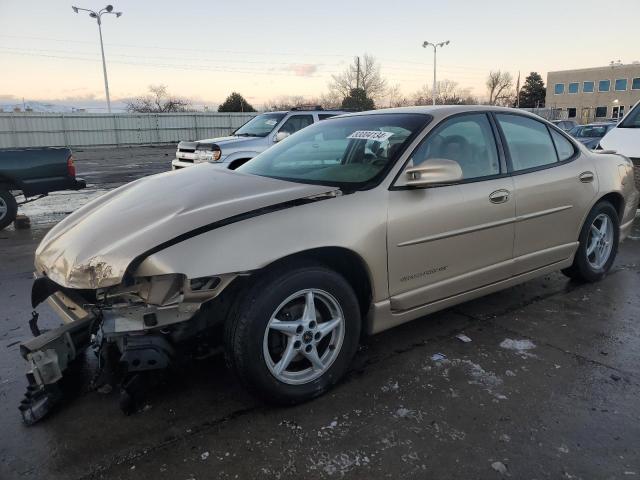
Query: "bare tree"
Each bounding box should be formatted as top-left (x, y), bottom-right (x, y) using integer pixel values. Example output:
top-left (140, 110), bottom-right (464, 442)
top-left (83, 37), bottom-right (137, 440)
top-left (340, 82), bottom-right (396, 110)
top-left (125, 85), bottom-right (191, 113)
top-left (328, 54), bottom-right (388, 101)
top-left (386, 84), bottom-right (411, 107)
top-left (318, 91), bottom-right (343, 110)
top-left (486, 71), bottom-right (514, 106)
top-left (263, 95), bottom-right (307, 111)
top-left (413, 79), bottom-right (478, 105)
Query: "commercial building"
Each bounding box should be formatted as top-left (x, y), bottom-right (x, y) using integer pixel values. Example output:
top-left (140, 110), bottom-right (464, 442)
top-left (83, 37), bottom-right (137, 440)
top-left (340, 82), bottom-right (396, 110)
top-left (546, 63), bottom-right (640, 124)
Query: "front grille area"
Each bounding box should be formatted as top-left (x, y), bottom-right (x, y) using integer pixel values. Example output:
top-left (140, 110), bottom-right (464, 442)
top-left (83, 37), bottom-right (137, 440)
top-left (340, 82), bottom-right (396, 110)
top-left (179, 148), bottom-right (196, 153)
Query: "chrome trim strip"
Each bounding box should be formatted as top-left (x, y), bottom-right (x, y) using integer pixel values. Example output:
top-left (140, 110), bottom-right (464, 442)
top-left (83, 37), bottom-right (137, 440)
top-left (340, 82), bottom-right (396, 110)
top-left (397, 205), bottom-right (573, 247)
top-left (515, 204), bottom-right (573, 222)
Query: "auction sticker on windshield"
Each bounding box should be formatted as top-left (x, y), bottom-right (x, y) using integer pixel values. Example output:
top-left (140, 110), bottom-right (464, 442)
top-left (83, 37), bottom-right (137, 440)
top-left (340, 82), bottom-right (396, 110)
top-left (347, 130), bottom-right (394, 141)
top-left (265, 120), bottom-right (278, 126)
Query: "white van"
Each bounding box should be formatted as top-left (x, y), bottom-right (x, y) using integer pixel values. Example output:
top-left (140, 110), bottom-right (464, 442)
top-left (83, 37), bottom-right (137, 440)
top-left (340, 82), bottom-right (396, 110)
top-left (600, 100), bottom-right (640, 159)
top-left (600, 101), bottom-right (640, 192)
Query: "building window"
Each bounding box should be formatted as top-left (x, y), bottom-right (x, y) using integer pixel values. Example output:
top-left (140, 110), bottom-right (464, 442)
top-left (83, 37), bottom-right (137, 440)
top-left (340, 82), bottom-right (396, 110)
top-left (632, 78), bottom-right (640, 90)
top-left (598, 80), bottom-right (611, 92)
top-left (568, 83), bottom-right (579, 94)
top-left (567, 108), bottom-right (577, 118)
top-left (615, 79), bottom-right (628, 91)
top-left (554, 83), bottom-right (565, 95)
top-left (583, 81), bottom-right (594, 93)
top-left (595, 106), bottom-right (607, 118)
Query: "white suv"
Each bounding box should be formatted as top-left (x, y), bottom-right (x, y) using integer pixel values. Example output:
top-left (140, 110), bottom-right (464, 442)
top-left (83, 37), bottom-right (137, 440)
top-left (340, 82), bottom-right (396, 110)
top-left (600, 100), bottom-right (640, 190)
top-left (171, 107), bottom-right (345, 171)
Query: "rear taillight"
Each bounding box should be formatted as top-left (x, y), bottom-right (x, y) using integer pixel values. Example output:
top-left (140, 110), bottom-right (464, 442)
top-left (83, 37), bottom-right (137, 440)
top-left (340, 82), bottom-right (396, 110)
top-left (67, 155), bottom-right (76, 177)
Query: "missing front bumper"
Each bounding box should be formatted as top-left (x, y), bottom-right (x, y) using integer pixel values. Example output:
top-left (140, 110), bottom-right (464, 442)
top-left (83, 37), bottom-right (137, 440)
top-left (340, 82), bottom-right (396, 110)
top-left (19, 315), bottom-right (95, 424)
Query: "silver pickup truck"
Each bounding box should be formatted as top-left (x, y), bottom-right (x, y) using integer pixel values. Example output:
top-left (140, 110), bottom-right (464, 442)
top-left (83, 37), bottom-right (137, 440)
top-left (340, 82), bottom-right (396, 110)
top-left (171, 107), bottom-right (345, 171)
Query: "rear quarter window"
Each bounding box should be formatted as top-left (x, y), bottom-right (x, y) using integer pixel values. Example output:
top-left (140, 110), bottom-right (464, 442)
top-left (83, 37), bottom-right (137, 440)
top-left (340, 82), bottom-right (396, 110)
top-left (550, 130), bottom-right (576, 161)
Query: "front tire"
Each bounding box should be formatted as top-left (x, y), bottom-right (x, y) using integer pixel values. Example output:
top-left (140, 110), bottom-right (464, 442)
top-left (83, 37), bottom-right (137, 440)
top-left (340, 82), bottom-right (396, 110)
top-left (562, 201), bottom-right (619, 282)
top-left (0, 189), bottom-right (18, 230)
top-left (224, 263), bottom-right (361, 404)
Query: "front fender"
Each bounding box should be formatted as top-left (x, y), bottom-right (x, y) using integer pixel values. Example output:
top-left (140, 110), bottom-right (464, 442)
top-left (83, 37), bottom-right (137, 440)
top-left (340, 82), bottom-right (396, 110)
top-left (134, 189), bottom-right (390, 302)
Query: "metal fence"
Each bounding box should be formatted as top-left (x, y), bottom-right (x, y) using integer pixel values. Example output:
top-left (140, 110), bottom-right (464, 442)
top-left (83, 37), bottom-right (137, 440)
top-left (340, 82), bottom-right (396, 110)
top-left (518, 107), bottom-right (569, 121)
top-left (0, 112), bottom-right (258, 149)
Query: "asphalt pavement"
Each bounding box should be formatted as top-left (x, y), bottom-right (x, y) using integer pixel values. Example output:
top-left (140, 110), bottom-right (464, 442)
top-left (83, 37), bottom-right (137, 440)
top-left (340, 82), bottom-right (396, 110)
top-left (1, 147), bottom-right (640, 479)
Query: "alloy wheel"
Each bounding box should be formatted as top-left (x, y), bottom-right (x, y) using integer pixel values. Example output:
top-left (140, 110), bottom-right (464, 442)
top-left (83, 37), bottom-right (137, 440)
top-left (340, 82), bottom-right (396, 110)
top-left (263, 288), bottom-right (345, 385)
top-left (0, 197), bottom-right (7, 221)
top-left (586, 213), bottom-right (614, 269)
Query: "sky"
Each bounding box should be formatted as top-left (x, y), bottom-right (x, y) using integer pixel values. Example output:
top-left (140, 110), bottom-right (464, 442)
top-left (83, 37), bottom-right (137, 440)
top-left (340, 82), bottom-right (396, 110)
top-left (1, 0), bottom-right (639, 111)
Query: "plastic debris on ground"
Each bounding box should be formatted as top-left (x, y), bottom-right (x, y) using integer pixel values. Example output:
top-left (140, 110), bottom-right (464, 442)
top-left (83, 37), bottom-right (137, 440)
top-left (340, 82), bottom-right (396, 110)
top-left (491, 461), bottom-right (508, 474)
top-left (455, 333), bottom-right (472, 343)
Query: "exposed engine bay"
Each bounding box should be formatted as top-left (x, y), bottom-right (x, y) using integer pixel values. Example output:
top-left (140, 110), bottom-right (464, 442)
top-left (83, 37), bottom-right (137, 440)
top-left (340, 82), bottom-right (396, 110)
top-left (19, 272), bottom-right (239, 424)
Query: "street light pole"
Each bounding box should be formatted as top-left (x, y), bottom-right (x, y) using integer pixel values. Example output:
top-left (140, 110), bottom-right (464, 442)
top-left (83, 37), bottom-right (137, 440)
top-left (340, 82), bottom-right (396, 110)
top-left (72, 5), bottom-right (123, 113)
top-left (422, 40), bottom-right (450, 106)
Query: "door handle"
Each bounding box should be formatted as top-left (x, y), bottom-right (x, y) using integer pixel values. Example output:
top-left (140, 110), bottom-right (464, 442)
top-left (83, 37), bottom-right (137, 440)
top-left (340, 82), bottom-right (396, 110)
top-left (579, 171), bottom-right (594, 183)
top-left (489, 189), bottom-right (510, 204)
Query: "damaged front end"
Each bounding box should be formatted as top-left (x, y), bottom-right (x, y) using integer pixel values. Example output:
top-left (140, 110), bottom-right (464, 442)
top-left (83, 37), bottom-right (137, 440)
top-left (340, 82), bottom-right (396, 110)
top-left (20, 271), bottom-right (236, 425)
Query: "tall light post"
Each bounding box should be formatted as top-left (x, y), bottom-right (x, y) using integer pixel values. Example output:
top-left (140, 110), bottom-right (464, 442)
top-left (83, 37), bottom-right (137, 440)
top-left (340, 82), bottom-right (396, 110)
top-left (72, 5), bottom-right (122, 113)
top-left (422, 40), bottom-right (450, 106)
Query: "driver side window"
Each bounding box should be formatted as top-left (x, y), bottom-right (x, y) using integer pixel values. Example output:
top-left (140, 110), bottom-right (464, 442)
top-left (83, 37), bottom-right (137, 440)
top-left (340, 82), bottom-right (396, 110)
top-left (278, 115), bottom-right (314, 135)
top-left (409, 113), bottom-right (500, 180)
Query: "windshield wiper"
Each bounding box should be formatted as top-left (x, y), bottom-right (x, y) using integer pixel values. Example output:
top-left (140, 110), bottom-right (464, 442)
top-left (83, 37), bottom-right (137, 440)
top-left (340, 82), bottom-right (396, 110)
top-left (236, 133), bottom-right (261, 137)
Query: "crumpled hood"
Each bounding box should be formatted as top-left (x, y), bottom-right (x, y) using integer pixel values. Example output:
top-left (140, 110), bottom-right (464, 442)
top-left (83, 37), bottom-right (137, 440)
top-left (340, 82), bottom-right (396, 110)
top-left (35, 165), bottom-right (336, 289)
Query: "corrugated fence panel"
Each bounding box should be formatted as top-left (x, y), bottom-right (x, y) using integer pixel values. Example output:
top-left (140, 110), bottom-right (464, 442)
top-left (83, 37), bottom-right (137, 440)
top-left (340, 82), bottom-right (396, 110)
top-left (0, 112), bottom-right (257, 148)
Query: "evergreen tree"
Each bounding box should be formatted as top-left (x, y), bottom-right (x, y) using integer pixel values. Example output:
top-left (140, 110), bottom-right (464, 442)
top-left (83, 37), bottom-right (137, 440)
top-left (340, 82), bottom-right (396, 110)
top-left (218, 92), bottom-right (256, 112)
top-left (518, 72), bottom-right (546, 108)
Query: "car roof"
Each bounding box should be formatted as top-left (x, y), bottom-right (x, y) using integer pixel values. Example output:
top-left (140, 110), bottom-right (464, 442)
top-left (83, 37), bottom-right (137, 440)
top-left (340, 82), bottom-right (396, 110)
top-left (336, 105), bottom-right (547, 122)
top-left (264, 110), bottom-right (346, 114)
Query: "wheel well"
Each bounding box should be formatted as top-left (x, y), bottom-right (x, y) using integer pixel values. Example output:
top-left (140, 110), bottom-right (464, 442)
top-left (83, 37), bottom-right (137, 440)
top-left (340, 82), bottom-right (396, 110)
top-left (262, 247), bottom-right (373, 325)
top-left (598, 192), bottom-right (624, 219)
top-left (0, 175), bottom-right (18, 191)
top-left (228, 158), bottom-right (252, 170)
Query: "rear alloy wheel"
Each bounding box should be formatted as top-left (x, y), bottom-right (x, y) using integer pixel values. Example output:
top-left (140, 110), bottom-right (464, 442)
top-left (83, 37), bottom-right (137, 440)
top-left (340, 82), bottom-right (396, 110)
top-left (0, 190), bottom-right (18, 230)
top-left (225, 264), bottom-right (360, 404)
top-left (562, 201), bottom-right (619, 282)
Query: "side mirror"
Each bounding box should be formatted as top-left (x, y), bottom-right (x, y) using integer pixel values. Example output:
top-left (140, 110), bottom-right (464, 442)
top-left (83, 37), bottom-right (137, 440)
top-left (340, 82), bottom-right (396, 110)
top-left (275, 131), bottom-right (290, 143)
top-left (404, 158), bottom-right (463, 187)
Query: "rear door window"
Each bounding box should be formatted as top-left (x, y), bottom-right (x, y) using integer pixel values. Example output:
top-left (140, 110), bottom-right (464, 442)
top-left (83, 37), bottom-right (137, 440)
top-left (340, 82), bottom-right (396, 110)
top-left (496, 114), bottom-right (558, 171)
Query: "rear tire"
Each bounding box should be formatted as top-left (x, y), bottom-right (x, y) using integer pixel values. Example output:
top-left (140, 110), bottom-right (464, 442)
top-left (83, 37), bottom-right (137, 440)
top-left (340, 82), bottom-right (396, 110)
top-left (562, 201), bottom-right (619, 282)
top-left (224, 262), bottom-right (361, 404)
top-left (0, 189), bottom-right (18, 230)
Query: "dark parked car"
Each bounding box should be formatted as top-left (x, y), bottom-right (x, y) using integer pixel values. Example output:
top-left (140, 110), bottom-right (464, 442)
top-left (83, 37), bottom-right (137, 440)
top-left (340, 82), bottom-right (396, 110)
top-left (568, 123), bottom-right (616, 149)
top-left (551, 119), bottom-right (578, 132)
top-left (0, 147), bottom-right (86, 229)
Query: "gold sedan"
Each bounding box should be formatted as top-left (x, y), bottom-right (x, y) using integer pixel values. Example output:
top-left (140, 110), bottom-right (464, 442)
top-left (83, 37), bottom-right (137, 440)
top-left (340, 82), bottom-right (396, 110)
top-left (23, 106), bottom-right (639, 422)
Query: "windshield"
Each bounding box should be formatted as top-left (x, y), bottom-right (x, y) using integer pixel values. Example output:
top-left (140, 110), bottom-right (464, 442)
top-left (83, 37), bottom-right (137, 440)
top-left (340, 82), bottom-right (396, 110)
top-left (619, 103), bottom-right (640, 128)
top-left (572, 125), bottom-right (611, 138)
top-left (234, 113), bottom-right (286, 137)
top-left (237, 113), bottom-right (430, 188)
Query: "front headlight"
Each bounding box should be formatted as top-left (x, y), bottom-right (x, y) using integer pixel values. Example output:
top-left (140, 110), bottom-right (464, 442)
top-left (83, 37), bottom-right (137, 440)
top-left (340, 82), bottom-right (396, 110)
top-left (195, 144), bottom-right (222, 162)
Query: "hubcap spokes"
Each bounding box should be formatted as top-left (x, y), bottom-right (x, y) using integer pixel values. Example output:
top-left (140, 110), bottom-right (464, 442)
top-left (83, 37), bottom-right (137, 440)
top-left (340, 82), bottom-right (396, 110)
top-left (263, 289), bottom-right (345, 385)
top-left (0, 198), bottom-right (7, 219)
top-left (586, 213), bottom-right (613, 269)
